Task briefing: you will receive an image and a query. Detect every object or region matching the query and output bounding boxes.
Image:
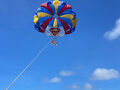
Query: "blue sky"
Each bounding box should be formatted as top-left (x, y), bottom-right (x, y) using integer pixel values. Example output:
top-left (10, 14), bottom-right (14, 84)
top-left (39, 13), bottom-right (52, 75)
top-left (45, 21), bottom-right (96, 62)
top-left (0, 0), bottom-right (120, 90)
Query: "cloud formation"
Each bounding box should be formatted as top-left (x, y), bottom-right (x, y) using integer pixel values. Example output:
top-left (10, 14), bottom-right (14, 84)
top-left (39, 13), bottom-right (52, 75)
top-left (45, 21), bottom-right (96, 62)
top-left (91, 68), bottom-right (120, 80)
top-left (43, 70), bottom-right (76, 84)
top-left (104, 18), bottom-right (120, 40)
top-left (43, 77), bottom-right (61, 83)
top-left (59, 70), bottom-right (76, 76)
top-left (84, 83), bottom-right (94, 90)
top-left (66, 83), bottom-right (94, 90)
top-left (66, 85), bottom-right (80, 90)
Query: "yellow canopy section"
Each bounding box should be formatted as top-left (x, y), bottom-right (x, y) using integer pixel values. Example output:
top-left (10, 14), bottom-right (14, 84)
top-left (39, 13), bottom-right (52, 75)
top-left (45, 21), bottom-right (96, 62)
top-left (33, 15), bottom-right (39, 24)
top-left (53, 18), bottom-right (58, 27)
top-left (53, 0), bottom-right (60, 5)
top-left (72, 17), bottom-right (77, 28)
top-left (37, 12), bottom-right (52, 18)
top-left (53, 0), bottom-right (60, 14)
top-left (60, 14), bottom-right (74, 20)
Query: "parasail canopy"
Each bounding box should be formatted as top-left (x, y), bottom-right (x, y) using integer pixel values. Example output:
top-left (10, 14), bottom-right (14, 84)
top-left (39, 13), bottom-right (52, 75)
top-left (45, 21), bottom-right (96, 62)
top-left (33, 0), bottom-right (77, 37)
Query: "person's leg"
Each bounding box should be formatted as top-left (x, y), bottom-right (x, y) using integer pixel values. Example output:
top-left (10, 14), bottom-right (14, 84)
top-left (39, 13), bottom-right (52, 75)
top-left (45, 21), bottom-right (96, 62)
top-left (51, 36), bottom-right (54, 45)
top-left (53, 36), bottom-right (57, 45)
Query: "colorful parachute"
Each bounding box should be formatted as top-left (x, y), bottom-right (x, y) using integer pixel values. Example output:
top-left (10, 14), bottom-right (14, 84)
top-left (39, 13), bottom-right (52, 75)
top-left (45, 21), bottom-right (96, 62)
top-left (33, 0), bottom-right (77, 44)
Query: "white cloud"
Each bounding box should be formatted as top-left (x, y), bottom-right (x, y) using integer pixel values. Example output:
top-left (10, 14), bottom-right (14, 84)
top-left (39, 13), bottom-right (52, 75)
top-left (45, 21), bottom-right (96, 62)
top-left (66, 85), bottom-right (80, 90)
top-left (43, 77), bottom-right (61, 83)
top-left (59, 70), bottom-right (76, 76)
top-left (49, 77), bottom-right (61, 83)
top-left (104, 18), bottom-right (120, 40)
top-left (91, 68), bottom-right (120, 80)
top-left (84, 83), bottom-right (94, 90)
top-left (66, 83), bottom-right (94, 90)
